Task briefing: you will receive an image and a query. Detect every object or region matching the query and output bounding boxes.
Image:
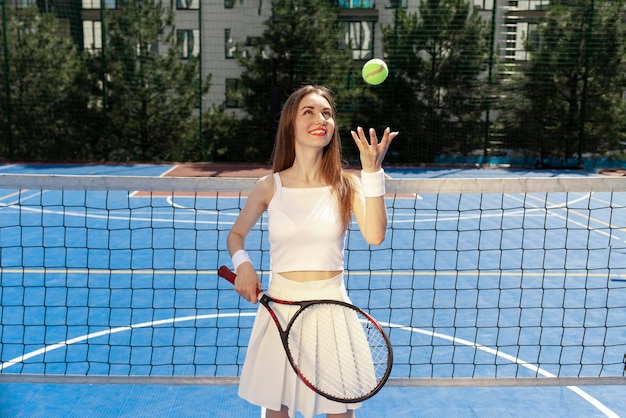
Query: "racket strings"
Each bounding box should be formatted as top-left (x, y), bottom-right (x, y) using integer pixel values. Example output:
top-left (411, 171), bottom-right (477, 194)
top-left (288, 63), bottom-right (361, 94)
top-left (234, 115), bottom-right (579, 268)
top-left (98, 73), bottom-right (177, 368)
top-left (286, 303), bottom-right (390, 401)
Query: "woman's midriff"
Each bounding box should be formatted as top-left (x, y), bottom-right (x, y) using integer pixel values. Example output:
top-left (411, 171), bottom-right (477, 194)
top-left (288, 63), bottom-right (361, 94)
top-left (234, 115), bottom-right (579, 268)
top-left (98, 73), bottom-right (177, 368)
top-left (279, 270), bottom-right (342, 282)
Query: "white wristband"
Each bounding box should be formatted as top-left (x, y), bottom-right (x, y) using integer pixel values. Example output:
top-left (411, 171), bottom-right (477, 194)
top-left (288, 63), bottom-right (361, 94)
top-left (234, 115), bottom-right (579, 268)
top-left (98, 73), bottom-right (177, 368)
top-left (360, 169), bottom-right (386, 197)
top-left (232, 249), bottom-right (251, 272)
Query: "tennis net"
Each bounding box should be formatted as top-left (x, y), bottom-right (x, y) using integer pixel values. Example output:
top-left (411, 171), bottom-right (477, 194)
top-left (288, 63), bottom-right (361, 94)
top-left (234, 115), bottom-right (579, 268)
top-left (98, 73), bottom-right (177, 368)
top-left (0, 173), bottom-right (625, 387)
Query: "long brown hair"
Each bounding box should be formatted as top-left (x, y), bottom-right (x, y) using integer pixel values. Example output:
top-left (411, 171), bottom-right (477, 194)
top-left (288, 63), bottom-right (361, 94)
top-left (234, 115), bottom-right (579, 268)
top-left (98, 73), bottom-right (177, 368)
top-left (270, 85), bottom-right (354, 230)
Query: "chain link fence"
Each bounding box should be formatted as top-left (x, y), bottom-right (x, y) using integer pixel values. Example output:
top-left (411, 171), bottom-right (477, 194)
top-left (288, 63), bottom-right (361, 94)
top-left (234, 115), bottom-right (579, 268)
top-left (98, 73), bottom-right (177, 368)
top-left (1, 0), bottom-right (625, 169)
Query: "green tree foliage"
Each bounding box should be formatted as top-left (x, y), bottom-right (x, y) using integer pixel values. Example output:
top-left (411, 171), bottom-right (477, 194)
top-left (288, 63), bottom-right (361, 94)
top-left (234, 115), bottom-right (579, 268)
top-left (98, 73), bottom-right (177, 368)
top-left (236, 0), bottom-right (355, 162)
top-left (0, 6), bottom-right (89, 160)
top-left (382, 0), bottom-right (490, 162)
top-left (174, 104), bottom-right (249, 162)
top-left (504, 0), bottom-right (626, 164)
top-left (2, 1), bottom-right (624, 165)
top-left (94, 0), bottom-right (210, 161)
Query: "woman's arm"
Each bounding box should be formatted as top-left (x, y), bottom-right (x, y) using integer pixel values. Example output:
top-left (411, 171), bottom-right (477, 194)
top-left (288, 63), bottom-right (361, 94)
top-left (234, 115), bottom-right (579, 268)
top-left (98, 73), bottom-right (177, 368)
top-left (226, 175), bottom-right (273, 304)
top-left (351, 176), bottom-right (388, 245)
top-left (350, 127), bottom-right (398, 245)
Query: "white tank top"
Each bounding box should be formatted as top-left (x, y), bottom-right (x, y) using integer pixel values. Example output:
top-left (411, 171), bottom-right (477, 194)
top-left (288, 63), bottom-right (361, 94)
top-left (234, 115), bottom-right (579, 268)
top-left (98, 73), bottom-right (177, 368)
top-left (268, 172), bottom-right (345, 272)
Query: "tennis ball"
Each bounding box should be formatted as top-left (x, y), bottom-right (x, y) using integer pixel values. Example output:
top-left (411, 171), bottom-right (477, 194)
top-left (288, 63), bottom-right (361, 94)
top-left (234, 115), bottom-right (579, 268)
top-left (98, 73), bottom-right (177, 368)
top-left (362, 58), bottom-right (389, 85)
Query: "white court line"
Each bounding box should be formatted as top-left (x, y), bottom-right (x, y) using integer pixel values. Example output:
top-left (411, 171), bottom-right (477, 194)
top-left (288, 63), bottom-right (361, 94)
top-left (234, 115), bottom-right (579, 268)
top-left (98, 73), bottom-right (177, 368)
top-left (159, 166), bottom-right (179, 177)
top-left (0, 190), bottom-right (24, 201)
top-left (509, 192), bottom-right (626, 243)
top-left (0, 203), bottom-right (234, 226)
top-left (2, 268), bottom-right (625, 284)
top-left (0, 314), bottom-right (620, 418)
top-left (0, 312), bottom-right (255, 372)
top-left (381, 321), bottom-right (621, 418)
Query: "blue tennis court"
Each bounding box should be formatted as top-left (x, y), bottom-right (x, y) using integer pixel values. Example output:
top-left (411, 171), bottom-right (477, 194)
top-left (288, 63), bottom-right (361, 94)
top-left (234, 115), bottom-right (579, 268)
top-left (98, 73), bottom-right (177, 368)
top-left (1, 163), bottom-right (624, 417)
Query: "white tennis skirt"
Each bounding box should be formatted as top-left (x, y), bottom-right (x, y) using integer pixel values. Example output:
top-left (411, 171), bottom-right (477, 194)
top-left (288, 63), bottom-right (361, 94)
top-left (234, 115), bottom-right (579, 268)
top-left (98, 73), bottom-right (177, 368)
top-left (238, 272), bottom-right (363, 418)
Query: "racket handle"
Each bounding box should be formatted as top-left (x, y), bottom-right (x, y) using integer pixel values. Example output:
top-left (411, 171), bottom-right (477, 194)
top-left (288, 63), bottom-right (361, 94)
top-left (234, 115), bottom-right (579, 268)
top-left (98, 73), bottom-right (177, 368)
top-left (218, 265), bottom-right (262, 296)
top-left (218, 265), bottom-right (237, 284)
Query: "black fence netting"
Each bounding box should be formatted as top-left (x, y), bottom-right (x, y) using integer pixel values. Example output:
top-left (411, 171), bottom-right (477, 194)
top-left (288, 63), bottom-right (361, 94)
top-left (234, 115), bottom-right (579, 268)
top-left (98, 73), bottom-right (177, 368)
top-left (0, 0), bottom-right (625, 169)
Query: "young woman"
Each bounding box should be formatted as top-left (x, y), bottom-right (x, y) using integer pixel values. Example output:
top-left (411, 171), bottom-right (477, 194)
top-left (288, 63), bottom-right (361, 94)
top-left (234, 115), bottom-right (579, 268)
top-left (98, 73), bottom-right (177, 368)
top-left (226, 85), bottom-right (397, 418)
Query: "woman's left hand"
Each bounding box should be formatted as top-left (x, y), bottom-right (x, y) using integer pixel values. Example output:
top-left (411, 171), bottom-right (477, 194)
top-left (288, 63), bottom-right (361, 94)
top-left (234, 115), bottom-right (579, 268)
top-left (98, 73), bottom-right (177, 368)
top-left (351, 127), bottom-right (398, 172)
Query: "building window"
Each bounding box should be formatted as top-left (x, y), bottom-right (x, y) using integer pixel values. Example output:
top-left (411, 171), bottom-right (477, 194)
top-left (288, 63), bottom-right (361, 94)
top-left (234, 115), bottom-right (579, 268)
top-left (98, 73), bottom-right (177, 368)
top-left (83, 20), bottom-right (102, 52)
top-left (224, 0), bottom-right (235, 8)
top-left (338, 0), bottom-right (376, 9)
top-left (472, 0), bottom-right (493, 10)
top-left (384, 0), bottom-right (408, 9)
top-left (225, 79), bottom-right (242, 108)
top-left (178, 29), bottom-right (200, 59)
top-left (225, 29), bottom-right (238, 59)
top-left (14, 0), bottom-right (36, 7)
top-left (82, 0), bottom-right (116, 9)
top-left (527, 23), bottom-right (539, 46)
top-left (177, 0), bottom-right (199, 9)
top-left (339, 21), bottom-right (374, 60)
top-left (514, 0), bottom-right (550, 10)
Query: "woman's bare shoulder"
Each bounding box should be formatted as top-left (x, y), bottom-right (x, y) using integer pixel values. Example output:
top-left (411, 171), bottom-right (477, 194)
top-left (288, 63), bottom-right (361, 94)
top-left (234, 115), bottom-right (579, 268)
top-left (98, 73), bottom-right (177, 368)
top-left (250, 173), bottom-right (275, 204)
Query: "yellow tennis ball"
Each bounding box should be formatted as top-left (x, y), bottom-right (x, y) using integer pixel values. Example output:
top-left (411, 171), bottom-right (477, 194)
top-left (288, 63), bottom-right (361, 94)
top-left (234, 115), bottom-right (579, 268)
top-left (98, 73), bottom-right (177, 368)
top-left (362, 58), bottom-right (389, 85)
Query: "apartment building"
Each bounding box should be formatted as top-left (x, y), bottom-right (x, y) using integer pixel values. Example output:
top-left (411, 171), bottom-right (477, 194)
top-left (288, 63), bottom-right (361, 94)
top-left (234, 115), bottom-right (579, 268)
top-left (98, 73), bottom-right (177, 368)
top-left (6, 0), bottom-right (557, 110)
top-left (166, 0), bottom-right (420, 109)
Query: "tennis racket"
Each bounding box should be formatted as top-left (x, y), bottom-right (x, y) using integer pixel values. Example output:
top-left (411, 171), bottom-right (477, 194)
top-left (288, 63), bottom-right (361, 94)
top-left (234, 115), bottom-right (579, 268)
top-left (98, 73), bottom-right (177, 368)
top-left (218, 265), bottom-right (393, 403)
